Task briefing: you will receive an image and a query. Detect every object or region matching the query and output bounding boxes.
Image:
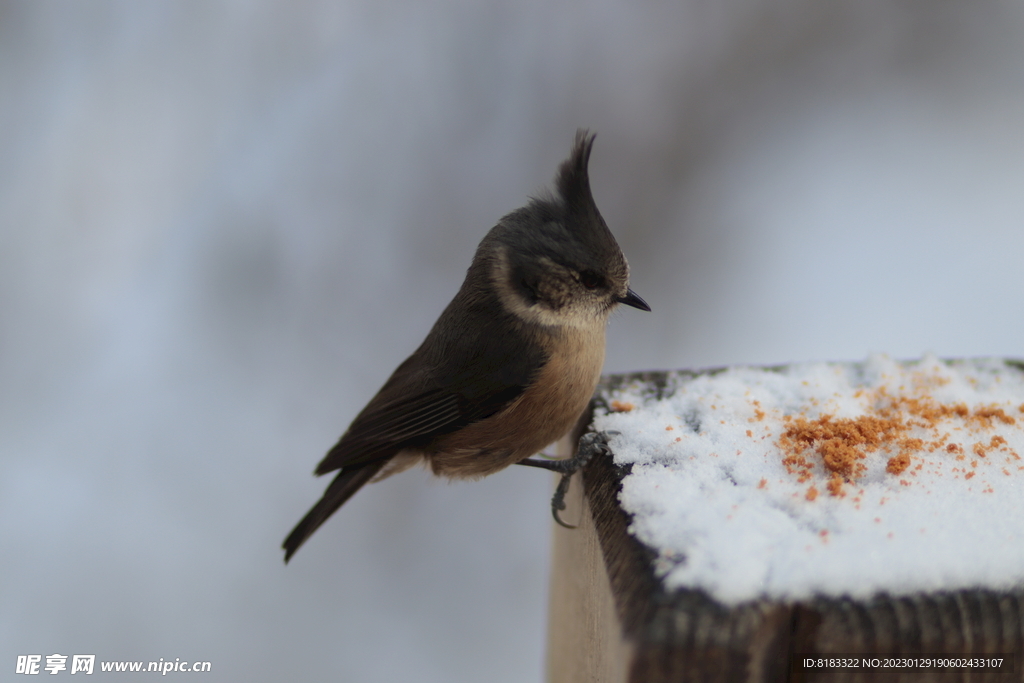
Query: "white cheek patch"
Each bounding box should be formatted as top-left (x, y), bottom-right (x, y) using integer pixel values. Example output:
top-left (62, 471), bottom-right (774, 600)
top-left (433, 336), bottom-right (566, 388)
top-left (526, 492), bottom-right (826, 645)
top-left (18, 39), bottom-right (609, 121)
top-left (489, 245), bottom-right (612, 329)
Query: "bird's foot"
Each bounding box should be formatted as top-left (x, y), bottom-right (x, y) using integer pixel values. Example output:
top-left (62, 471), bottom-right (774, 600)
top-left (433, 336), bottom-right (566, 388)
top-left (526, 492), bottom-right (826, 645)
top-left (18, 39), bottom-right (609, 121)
top-left (517, 431), bottom-right (618, 528)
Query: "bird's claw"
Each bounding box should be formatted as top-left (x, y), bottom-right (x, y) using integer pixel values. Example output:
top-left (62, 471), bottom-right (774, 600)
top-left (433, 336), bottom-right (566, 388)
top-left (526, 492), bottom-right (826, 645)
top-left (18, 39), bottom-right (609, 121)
top-left (550, 431), bottom-right (616, 529)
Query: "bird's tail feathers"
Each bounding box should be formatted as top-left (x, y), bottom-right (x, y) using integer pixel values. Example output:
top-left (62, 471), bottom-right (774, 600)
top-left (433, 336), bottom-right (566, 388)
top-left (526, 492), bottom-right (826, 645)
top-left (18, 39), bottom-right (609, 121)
top-left (282, 459), bottom-right (388, 562)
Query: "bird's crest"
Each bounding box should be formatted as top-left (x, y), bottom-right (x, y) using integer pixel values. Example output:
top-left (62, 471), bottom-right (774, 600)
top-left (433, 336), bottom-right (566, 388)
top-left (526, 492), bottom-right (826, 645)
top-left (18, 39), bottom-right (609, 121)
top-left (555, 129), bottom-right (597, 217)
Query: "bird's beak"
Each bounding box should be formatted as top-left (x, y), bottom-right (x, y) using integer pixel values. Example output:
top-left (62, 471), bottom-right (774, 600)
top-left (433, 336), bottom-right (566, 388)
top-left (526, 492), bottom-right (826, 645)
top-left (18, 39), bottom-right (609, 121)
top-left (617, 288), bottom-right (651, 311)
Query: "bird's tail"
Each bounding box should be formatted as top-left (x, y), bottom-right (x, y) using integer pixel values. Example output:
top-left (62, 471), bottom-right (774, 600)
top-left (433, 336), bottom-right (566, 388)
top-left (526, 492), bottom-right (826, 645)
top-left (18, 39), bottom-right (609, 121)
top-left (282, 459), bottom-right (387, 562)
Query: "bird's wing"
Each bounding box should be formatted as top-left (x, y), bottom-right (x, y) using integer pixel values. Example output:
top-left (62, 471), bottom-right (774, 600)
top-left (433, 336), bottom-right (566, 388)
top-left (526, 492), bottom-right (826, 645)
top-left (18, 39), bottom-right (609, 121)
top-left (313, 380), bottom-right (525, 475)
top-left (313, 286), bottom-right (550, 475)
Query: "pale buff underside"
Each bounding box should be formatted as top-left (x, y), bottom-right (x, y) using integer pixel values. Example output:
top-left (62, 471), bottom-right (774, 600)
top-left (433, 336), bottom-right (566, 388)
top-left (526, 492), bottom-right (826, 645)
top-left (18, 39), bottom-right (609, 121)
top-left (372, 319), bottom-right (606, 482)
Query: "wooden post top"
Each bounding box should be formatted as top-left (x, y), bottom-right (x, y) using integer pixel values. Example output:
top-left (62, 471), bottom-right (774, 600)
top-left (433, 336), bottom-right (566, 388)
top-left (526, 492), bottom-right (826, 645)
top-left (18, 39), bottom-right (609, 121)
top-left (547, 359), bottom-right (1024, 683)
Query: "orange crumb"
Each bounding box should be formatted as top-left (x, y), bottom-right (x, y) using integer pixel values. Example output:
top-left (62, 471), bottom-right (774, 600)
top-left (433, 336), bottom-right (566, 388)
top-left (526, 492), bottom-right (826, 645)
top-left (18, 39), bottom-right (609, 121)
top-left (973, 406), bottom-right (1016, 426)
top-left (758, 478), bottom-right (767, 489)
top-left (665, 425), bottom-right (674, 431)
top-left (675, 437), bottom-right (681, 442)
top-left (886, 453), bottom-right (911, 475)
top-left (778, 409), bottom-right (922, 494)
top-left (745, 370), bottom-right (1024, 498)
top-left (826, 476), bottom-right (845, 497)
top-left (609, 400), bottom-right (634, 412)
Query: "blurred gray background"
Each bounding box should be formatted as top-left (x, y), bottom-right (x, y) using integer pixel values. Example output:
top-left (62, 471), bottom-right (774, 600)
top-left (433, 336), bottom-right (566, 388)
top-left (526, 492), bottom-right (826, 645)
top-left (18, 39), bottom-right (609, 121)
top-left (3, 1), bottom-right (1024, 681)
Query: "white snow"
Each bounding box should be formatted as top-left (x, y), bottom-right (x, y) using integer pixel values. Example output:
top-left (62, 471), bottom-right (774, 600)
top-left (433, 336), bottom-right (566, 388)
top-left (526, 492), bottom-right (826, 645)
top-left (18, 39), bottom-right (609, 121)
top-left (593, 354), bottom-right (1024, 605)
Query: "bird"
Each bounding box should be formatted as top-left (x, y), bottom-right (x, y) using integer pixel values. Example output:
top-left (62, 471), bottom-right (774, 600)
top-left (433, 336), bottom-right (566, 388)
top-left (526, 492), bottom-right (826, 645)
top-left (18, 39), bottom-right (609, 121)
top-left (283, 130), bottom-right (649, 562)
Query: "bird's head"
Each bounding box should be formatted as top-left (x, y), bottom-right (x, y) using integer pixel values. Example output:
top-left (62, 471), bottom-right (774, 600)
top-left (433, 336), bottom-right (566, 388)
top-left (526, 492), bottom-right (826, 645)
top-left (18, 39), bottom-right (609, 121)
top-left (482, 130), bottom-right (649, 329)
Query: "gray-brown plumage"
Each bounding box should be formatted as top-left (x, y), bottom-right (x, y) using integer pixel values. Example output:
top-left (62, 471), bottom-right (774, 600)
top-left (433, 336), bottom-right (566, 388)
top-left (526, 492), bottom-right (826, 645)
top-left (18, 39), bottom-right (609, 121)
top-left (283, 130), bottom-right (649, 562)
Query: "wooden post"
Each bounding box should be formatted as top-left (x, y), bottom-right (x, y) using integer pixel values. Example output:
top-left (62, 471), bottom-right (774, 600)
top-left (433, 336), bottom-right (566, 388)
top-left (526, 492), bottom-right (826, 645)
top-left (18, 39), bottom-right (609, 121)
top-left (545, 371), bottom-right (1024, 683)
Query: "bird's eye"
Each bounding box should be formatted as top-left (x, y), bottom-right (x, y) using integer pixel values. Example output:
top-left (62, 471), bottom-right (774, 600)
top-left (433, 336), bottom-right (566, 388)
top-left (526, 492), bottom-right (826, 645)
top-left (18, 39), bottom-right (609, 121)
top-left (579, 270), bottom-right (604, 290)
top-left (518, 277), bottom-right (539, 304)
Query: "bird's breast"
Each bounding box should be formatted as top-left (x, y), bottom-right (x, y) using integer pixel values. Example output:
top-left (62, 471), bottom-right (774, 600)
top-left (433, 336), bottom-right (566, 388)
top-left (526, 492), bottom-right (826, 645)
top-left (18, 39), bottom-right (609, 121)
top-left (427, 325), bottom-right (606, 478)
